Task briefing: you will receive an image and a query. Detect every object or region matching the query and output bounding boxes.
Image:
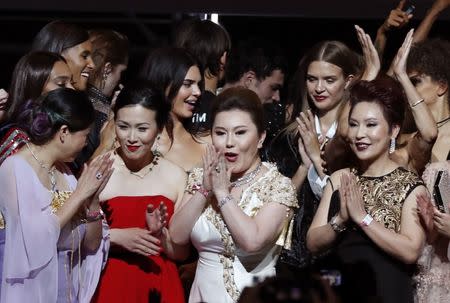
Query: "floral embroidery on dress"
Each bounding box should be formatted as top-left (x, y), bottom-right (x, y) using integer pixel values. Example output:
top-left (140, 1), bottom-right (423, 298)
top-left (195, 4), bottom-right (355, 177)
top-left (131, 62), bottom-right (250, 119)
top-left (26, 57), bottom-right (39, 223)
top-left (352, 167), bottom-right (422, 233)
top-left (186, 162), bottom-right (298, 301)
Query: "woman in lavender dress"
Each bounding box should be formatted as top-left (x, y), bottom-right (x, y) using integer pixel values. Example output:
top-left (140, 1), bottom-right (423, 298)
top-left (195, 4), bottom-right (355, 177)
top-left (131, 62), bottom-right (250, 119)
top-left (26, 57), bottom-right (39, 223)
top-left (0, 88), bottom-right (113, 302)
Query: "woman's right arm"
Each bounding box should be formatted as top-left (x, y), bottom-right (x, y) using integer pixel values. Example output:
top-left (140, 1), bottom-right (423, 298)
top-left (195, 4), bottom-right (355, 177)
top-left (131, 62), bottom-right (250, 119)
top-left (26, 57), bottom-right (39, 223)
top-left (307, 171), bottom-right (346, 253)
top-left (55, 154), bottom-right (113, 228)
top-left (392, 30), bottom-right (438, 174)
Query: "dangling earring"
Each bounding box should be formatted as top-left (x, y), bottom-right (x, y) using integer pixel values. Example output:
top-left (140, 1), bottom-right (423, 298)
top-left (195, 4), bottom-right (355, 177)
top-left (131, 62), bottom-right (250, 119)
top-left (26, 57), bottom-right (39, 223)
top-left (100, 70), bottom-right (108, 90)
top-left (389, 138), bottom-right (396, 154)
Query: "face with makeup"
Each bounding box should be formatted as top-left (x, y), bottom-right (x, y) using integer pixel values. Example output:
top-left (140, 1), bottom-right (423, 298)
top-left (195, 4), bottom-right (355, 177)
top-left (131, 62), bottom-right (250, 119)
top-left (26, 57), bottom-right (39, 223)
top-left (306, 60), bottom-right (351, 113)
top-left (212, 109), bottom-right (265, 176)
top-left (170, 66), bottom-right (202, 120)
top-left (42, 60), bottom-right (75, 93)
top-left (348, 101), bottom-right (399, 163)
top-left (62, 40), bottom-right (95, 91)
top-left (115, 105), bottom-right (159, 163)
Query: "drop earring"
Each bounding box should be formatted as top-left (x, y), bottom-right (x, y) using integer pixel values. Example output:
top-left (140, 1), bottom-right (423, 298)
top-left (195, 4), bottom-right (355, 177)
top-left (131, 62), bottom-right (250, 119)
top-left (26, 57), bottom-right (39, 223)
top-left (389, 138), bottom-right (396, 154)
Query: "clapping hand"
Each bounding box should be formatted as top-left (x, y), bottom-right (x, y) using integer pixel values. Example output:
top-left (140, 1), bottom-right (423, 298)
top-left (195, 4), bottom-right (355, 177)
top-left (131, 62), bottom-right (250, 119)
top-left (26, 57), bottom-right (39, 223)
top-left (433, 207), bottom-right (450, 238)
top-left (341, 172), bottom-right (367, 223)
top-left (211, 152), bottom-right (232, 200)
top-left (77, 153), bottom-right (114, 202)
top-left (417, 192), bottom-right (435, 234)
top-left (355, 25), bottom-right (380, 81)
top-left (391, 28), bottom-right (414, 79)
top-left (146, 202), bottom-right (168, 237)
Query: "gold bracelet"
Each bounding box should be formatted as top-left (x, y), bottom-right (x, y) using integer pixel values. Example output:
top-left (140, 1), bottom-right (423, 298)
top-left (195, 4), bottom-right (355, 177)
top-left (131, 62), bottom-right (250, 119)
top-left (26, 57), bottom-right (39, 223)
top-left (410, 98), bottom-right (424, 108)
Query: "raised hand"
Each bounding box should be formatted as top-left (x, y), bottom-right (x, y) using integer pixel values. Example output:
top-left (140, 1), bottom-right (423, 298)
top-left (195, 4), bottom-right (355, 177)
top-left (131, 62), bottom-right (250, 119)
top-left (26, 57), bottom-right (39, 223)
top-left (211, 152), bottom-right (232, 200)
top-left (417, 192), bottom-right (435, 233)
top-left (433, 208), bottom-right (450, 238)
top-left (76, 153), bottom-right (114, 201)
top-left (202, 144), bottom-right (219, 192)
top-left (112, 227), bottom-right (162, 256)
top-left (146, 202), bottom-right (168, 237)
top-left (342, 173), bottom-right (367, 223)
top-left (382, 0), bottom-right (413, 32)
top-left (391, 28), bottom-right (414, 79)
top-left (355, 25), bottom-right (380, 81)
top-left (337, 173), bottom-right (351, 223)
top-left (296, 110), bottom-right (322, 164)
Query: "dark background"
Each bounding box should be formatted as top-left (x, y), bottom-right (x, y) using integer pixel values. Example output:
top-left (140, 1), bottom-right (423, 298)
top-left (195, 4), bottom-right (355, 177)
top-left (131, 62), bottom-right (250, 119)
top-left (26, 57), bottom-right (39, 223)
top-left (0, 0), bottom-right (449, 89)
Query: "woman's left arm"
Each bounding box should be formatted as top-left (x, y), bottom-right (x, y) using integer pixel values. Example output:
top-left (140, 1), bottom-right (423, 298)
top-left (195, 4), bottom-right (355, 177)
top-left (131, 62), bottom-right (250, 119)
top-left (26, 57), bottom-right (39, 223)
top-left (213, 156), bottom-right (296, 253)
top-left (346, 173), bottom-right (426, 264)
top-left (82, 202), bottom-right (104, 252)
top-left (219, 195), bottom-right (293, 254)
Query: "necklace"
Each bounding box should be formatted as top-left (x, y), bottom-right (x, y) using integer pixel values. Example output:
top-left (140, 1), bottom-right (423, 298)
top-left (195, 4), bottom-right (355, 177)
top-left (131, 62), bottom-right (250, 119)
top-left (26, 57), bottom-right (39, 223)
top-left (230, 162), bottom-right (262, 188)
top-left (437, 116), bottom-right (450, 128)
top-left (123, 154), bottom-right (160, 179)
top-left (26, 142), bottom-right (56, 191)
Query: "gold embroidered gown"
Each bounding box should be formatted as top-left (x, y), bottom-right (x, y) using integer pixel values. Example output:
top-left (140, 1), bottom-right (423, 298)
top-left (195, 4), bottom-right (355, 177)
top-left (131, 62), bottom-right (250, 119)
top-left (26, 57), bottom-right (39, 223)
top-left (325, 167), bottom-right (423, 303)
top-left (185, 162), bottom-right (298, 303)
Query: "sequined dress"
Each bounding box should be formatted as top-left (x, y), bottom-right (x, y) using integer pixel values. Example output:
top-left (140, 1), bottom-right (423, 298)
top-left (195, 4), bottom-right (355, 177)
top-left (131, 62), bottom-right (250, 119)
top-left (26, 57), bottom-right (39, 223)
top-left (325, 167), bottom-right (423, 303)
top-left (414, 161), bottom-right (450, 302)
top-left (185, 162), bottom-right (298, 303)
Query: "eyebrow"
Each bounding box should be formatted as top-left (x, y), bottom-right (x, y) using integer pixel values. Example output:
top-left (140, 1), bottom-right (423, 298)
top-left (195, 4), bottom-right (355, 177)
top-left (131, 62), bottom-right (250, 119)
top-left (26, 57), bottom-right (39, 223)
top-left (214, 125), bottom-right (249, 130)
top-left (116, 120), bottom-right (151, 126)
top-left (53, 75), bottom-right (71, 81)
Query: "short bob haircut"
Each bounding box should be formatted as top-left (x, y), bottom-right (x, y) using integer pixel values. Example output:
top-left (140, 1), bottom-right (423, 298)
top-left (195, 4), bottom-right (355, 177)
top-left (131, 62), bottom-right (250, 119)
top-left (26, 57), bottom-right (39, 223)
top-left (349, 77), bottom-right (406, 131)
top-left (19, 88), bottom-right (95, 145)
top-left (7, 51), bottom-right (67, 122)
top-left (210, 87), bottom-right (265, 135)
top-left (113, 80), bottom-right (170, 132)
top-left (31, 20), bottom-right (89, 54)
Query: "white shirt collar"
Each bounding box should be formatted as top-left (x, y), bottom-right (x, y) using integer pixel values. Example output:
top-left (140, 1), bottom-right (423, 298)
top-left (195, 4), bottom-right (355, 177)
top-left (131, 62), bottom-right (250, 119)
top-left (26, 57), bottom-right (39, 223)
top-left (314, 115), bottom-right (338, 139)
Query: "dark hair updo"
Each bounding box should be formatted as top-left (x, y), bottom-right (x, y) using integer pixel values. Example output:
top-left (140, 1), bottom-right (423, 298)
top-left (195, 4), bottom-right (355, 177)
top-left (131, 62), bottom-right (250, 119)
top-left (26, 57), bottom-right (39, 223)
top-left (210, 87), bottom-right (265, 134)
top-left (113, 80), bottom-right (170, 131)
top-left (349, 77), bottom-right (406, 131)
top-left (19, 88), bottom-right (95, 145)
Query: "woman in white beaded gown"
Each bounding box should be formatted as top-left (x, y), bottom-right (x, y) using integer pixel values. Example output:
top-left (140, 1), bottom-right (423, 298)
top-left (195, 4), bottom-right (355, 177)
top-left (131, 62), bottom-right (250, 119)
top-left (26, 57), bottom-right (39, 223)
top-left (169, 87), bottom-right (298, 303)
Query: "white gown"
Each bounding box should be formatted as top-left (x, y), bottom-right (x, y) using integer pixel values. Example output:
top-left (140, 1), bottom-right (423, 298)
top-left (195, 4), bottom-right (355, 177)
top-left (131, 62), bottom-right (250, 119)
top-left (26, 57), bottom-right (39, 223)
top-left (186, 162), bottom-right (298, 303)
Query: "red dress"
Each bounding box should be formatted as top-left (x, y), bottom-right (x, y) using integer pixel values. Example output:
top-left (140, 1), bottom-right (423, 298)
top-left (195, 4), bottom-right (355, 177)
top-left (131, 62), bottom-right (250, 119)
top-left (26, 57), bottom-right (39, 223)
top-left (93, 195), bottom-right (184, 303)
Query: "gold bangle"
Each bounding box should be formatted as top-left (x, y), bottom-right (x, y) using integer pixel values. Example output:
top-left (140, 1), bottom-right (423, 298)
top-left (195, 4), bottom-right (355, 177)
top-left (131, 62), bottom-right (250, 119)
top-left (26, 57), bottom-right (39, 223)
top-left (410, 98), bottom-right (424, 108)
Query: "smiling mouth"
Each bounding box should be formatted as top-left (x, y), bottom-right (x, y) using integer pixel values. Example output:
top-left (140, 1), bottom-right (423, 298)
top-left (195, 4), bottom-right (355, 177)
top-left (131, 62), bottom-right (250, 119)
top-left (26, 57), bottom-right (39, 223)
top-left (355, 142), bottom-right (370, 151)
top-left (81, 71), bottom-right (90, 78)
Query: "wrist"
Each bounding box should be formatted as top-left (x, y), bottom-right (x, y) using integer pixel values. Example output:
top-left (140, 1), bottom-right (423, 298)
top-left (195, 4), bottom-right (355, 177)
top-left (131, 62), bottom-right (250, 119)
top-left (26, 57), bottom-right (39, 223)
top-left (214, 190), bottom-right (230, 202)
top-left (218, 195), bottom-right (234, 209)
top-left (193, 184), bottom-right (211, 199)
top-left (330, 214), bottom-right (347, 233)
top-left (359, 213), bottom-right (373, 227)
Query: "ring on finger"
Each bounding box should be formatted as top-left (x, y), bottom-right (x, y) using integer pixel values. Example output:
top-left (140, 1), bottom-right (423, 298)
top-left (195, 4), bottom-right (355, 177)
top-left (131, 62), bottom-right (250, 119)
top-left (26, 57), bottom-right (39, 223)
top-left (95, 172), bottom-right (103, 180)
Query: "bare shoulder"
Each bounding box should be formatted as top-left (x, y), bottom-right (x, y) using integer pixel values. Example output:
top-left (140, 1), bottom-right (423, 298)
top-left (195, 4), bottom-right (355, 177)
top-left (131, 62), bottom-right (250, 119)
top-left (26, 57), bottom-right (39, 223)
top-left (157, 157), bottom-right (188, 182)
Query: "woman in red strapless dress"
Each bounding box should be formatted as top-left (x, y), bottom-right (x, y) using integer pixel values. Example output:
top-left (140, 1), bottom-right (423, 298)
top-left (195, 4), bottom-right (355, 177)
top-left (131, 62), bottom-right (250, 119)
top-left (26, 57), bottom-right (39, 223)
top-left (93, 82), bottom-right (190, 303)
